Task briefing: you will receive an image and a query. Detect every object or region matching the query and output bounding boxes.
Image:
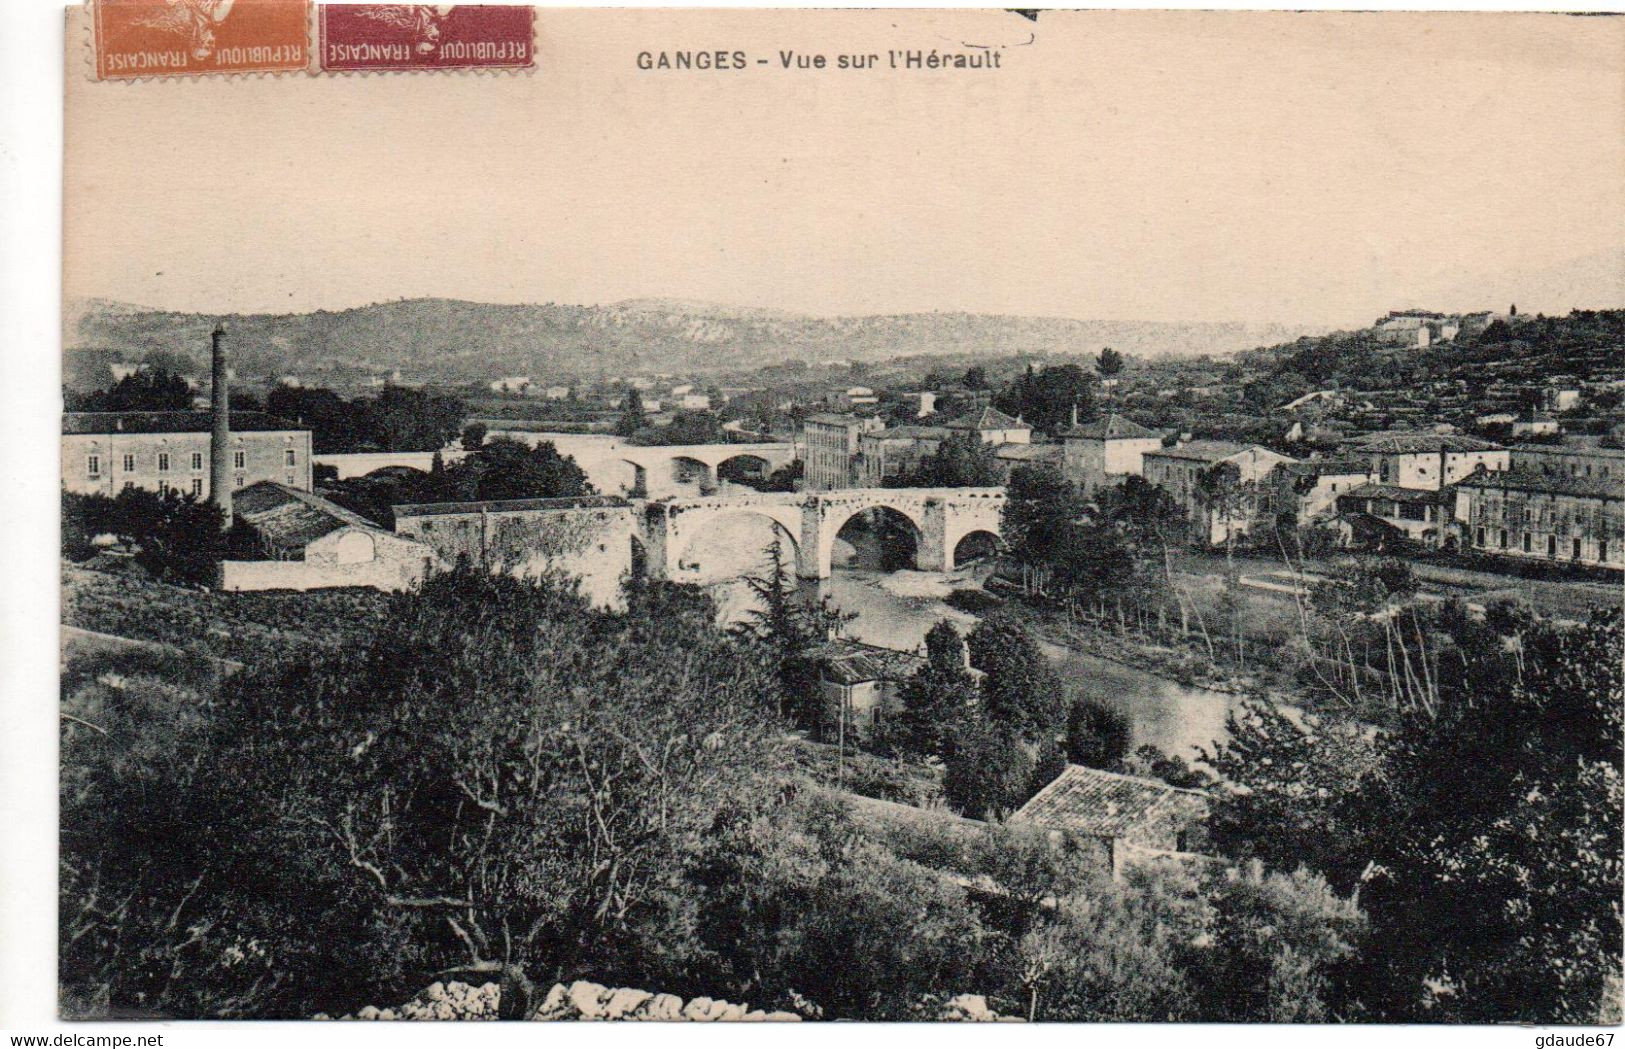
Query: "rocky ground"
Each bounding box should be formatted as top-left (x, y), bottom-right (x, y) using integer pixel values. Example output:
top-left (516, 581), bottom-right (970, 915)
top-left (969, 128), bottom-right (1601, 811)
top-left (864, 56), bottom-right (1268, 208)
top-left (322, 979), bottom-right (1019, 1022)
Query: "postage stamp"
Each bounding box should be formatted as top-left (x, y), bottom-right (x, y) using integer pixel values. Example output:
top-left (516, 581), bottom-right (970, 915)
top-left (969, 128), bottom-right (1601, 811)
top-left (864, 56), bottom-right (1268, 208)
top-left (319, 5), bottom-right (535, 73)
top-left (92, 0), bottom-right (311, 79)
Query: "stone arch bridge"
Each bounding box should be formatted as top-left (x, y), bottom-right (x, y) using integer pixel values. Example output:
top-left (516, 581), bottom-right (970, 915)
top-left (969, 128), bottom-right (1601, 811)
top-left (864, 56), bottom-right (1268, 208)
top-left (639, 486), bottom-right (1007, 581)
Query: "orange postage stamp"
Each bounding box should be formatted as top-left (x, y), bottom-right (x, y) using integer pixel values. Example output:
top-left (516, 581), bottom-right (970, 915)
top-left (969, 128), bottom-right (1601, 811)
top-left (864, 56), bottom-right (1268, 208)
top-left (92, 0), bottom-right (310, 79)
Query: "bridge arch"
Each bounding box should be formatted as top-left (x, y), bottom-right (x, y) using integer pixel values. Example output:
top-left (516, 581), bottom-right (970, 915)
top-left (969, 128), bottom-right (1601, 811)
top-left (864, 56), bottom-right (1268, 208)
top-left (815, 494), bottom-right (932, 578)
top-left (665, 502), bottom-right (810, 581)
top-left (950, 528), bottom-right (1004, 568)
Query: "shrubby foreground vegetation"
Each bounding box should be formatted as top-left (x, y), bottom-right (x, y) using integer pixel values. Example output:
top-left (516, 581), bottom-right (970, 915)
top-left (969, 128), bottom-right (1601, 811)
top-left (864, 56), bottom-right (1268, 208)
top-left (61, 563), bottom-right (1621, 1022)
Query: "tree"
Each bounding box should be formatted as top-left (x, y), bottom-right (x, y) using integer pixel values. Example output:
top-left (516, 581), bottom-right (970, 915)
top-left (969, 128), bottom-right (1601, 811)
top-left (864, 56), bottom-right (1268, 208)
top-left (944, 715), bottom-right (1034, 820)
top-left (460, 422), bottom-right (487, 450)
top-left (967, 615), bottom-right (1066, 745)
top-left (1341, 610), bottom-right (1623, 1022)
top-left (734, 538), bottom-right (852, 724)
top-left (1096, 347), bottom-right (1124, 381)
top-left (615, 387), bottom-right (646, 437)
top-left (1066, 698), bottom-right (1132, 769)
top-left (884, 620), bottom-right (976, 759)
top-left (71, 367), bottom-right (193, 412)
top-left (437, 437), bottom-right (593, 503)
top-left (962, 365), bottom-right (989, 390)
top-left (993, 364), bottom-right (1097, 436)
top-left (889, 432), bottom-right (1002, 488)
top-left (1001, 466), bottom-right (1087, 594)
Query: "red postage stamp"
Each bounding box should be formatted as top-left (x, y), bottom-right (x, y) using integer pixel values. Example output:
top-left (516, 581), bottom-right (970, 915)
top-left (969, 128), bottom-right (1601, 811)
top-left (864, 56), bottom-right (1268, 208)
top-left (93, 0), bottom-right (311, 79)
top-left (319, 5), bottom-right (535, 72)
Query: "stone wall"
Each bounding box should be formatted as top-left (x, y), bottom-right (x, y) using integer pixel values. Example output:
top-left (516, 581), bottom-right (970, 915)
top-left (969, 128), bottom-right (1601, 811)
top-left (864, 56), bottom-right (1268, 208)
top-left (394, 499), bottom-right (637, 609)
top-left (324, 979), bottom-right (1017, 1022)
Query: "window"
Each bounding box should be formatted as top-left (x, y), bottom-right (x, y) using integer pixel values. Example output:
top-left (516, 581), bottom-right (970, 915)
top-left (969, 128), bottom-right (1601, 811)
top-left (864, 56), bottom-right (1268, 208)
top-left (191, 478), bottom-right (203, 496)
top-left (1523, 533), bottom-right (1532, 553)
top-left (121, 454), bottom-right (134, 472)
top-left (1499, 529), bottom-right (1508, 549)
top-left (1601, 540), bottom-right (1609, 562)
top-left (86, 455), bottom-right (100, 477)
top-left (122, 481), bottom-right (134, 491)
top-left (1573, 538), bottom-right (1582, 560)
top-left (235, 476), bottom-right (245, 488)
top-left (157, 452), bottom-right (170, 472)
top-left (233, 451), bottom-right (246, 470)
top-left (1547, 535), bottom-right (1557, 558)
top-left (191, 452), bottom-right (203, 471)
top-left (1476, 527), bottom-right (1485, 547)
top-left (284, 449), bottom-right (296, 467)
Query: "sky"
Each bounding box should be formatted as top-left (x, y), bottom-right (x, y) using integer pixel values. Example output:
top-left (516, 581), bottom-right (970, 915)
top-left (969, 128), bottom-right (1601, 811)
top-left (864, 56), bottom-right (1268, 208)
top-left (63, 8), bottom-right (1625, 327)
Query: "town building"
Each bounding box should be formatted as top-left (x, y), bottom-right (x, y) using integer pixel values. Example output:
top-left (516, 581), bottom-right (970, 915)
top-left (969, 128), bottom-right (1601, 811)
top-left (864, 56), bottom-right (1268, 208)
top-left (945, 405), bottom-right (1031, 446)
top-left (804, 639), bottom-right (929, 742)
top-left (1453, 468), bottom-right (1623, 569)
top-left (1059, 413), bottom-right (1164, 495)
top-left (63, 410), bottom-right (313, 499)
top-left (1270, 458), bottom-right (1374, 523)
top-left (1511, 411), bottom-right (1561, 438)
top-left (490, 376), bottom-right (531, 394)
top-left (678, 393), bottom-right (712, 411)
top-left (1335, 482), bottom-right (1455, 547)
top-left (992, 442), bottom-right (1064, 481)
top-left (543, 385), bottom-right (572, 401)
top-left (803, 412), bottom-right (883, 491)
top-left (1509, 444), bottom-right (1625, 482)
top-left (1352, 432), bottom-right (1509, 489)
top-left (854, 424), bottom-right (951, 487)
top-left (1142, 441), bottom-right (1295, 545)
top-left (220, 481), bottom-right (434, 593)
top-left (831, 385), bottom-right (879, 409)
top-left (1012, 764), bottom-right (1210, 879)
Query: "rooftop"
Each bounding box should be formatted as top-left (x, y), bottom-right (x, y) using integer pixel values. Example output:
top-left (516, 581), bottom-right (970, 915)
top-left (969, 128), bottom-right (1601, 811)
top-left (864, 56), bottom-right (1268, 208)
top-left (1453, 468), bottom-right (1623, 500)
top-left (1060, 413), bottom-right (1160, 441)
top-left (393, 495), bottom-right (631, 518)
top-left (993, 443), bottom-right (1064, 463)
top-left (868, 425), bottom-right (952, 441)
top-left (1341, 482), bottom-right (1450, 503)
top-left (234, 482), bottom-right (383, 552)
top-left (803, 639), bottom-right (928, 686)
top-left (1013, 764), bottom-right (1207, 840)
top-left (1277, 458), bottom-right (1372, 477)
top-left (1353, 431), bottom-right (1503, 454)
top-left (63, 410), bottom-right (305, 435)
top-left (945, 405), bottom-right (1026, 432)
top-left (1142, 439), bottom-right (1252, 463)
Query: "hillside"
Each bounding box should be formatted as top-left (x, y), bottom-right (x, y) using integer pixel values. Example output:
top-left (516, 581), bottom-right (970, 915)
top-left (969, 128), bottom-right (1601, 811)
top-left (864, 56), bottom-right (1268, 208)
top-left (66, 297), bottom-right (1316, 381)
top-left (1238, 309), bottom-right (1625, 402)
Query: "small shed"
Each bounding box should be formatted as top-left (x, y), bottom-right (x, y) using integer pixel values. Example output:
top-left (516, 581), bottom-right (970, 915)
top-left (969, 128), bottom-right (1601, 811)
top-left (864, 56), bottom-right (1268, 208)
top-left (1013, 764), bottom-right (1209, 878)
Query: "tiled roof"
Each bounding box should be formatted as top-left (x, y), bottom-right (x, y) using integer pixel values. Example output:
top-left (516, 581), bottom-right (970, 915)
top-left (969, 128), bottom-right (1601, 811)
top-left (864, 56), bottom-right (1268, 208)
top-left (1278, 458), bottom-right (1372, 477)
top-left (1061, 413), bottom-right (1159, 441)
top-left (946, 405), bottom-right (1025, 432)
top-left (1013, 764), bottom-right (1207, 839)
top-left (393, 495), bottom-right (629, 518)
top-left (1341, 482), bottom-right (1449, 503)
top-left (1454, 468), bottom-right (1623, 500)
top-left (1353, 431), bottom-right (1503, 454)
top-left (804, 639), bottom-right (927, 686)
top-left (234, 482), bottom-right (383, 552)
top-left (993, 443), bottom-right (1063, 463)
top-left (869, 425), bottom-right (951, 441)
top-left (63, 410), bottom-right (305, 435)
top-left (1142, 439), bottom-right (1252, 463)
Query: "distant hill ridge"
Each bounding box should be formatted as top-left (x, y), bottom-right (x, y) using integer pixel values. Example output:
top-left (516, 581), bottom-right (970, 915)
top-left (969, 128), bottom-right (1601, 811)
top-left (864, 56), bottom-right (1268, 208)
top-left (66, 297), bottom-right (1318, 380)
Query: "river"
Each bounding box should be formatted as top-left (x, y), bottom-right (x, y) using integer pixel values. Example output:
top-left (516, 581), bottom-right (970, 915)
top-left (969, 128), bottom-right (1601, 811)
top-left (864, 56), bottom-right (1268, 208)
top-left (705, 534), bottom-right (1240, 759)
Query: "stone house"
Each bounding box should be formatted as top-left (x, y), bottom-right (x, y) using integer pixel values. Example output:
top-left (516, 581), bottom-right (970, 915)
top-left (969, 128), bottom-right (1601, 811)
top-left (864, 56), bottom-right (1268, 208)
top-left (1141, 441), bottom-right (1295, 546)
top-left (1270, 458), bottom-right (1375, 524)
top-left (63, 410), bottom-right (312, 499)
top-left (220, 482), bottom-right (434, 592)
top-left (1059, 413), bottom-right (1164, 496)
top-left (803, 413), bottom-right (883, 491)
top-left (803, 639), bottom-right (929, 742)
top-left (945, 405), bottom-right (1031, 446)
top-left (1013, 764), bottom-right (1210, 879)
top-left (854, 424), bottom-right (951, 487)
top-left (1453, 468), bottom-right (1623, 569)
top-left (1335, 482), bottom-right (1455, 548)
top-left (1351, 432), bottom-right (1509, 490)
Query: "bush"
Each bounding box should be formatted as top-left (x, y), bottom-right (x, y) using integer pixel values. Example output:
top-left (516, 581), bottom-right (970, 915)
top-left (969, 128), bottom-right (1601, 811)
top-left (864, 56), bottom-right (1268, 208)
top-left (945, 588), bottom-right (1003, 614)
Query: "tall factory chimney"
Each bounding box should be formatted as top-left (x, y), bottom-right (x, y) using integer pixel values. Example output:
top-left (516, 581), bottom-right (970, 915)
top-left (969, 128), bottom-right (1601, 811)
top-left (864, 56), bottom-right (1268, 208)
top-left (209, 322), bottom-right (232, 527)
